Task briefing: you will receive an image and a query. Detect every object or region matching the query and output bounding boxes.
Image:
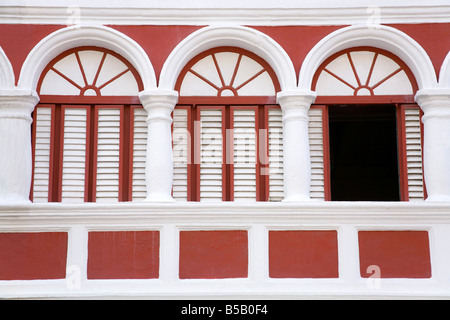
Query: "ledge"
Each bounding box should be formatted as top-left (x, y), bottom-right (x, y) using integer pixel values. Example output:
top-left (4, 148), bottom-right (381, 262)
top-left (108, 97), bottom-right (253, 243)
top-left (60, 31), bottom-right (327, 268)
top-left (1, 5), bottom-right (450, 26)
top-left (0, 201), bottom-right (449, 227)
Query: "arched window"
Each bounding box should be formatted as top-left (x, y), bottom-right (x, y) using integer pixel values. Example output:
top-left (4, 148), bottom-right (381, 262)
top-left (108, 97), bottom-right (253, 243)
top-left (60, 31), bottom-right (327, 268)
top-left (172, 47), bottom-right (283, 202)
top-left (31, 47), bottom-right (147, 203)
top-left (311, 47), bottom-right (425, 202)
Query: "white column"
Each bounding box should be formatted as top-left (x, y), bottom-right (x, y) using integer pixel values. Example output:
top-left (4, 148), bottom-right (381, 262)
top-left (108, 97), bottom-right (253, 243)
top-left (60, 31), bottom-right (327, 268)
top-left (277, 90), bottom-right (316, 202)
top-left (139, 89), bottom-right (178, 202)
top-left (0, 90), bottom-right (39, 204)
top-left (415, 89), bottom-right (450, 202)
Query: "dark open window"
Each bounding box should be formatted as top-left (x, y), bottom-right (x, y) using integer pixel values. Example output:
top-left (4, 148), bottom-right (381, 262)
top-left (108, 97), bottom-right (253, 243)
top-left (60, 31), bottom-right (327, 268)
top-left (328, 105), bottom-right (400, 201)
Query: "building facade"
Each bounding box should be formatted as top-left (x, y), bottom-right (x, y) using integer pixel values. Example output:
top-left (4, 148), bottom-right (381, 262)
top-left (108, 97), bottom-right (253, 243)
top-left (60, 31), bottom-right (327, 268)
top-left (0, 0), bottom-right (450, 299)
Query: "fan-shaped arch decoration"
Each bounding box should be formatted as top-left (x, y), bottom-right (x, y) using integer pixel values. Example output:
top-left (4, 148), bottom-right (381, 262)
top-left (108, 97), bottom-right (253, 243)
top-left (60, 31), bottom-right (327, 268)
top-left (38, 46), bottom-right (143, 96)
top-left (312, 47), bottom-right (418, 97)
top-left (176, 47), bottom-right (280, 97)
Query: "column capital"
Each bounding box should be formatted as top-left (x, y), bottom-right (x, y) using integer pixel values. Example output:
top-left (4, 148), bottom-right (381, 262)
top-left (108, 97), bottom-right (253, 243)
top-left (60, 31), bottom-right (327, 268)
top-left (139, 89), bottom-right (179, 124)
top-left (276, 89), bottom-right (317, 108)
top-left (277, 89), bottom-right (316, 123)
top-left (0, 90), bottom-right (39, 123)
top-left (139, 89), bottom-right (179, 109)
top-left (415, 88), bottom-right (450, 121)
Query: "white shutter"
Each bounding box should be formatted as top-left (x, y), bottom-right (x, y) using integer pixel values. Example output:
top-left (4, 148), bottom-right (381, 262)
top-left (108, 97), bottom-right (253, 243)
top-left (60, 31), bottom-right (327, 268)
top-left (132, 107), bottom-right (148, 201)
top-left (309, 108), bottom-right (325, 200)
top-left (405, 107), bottom-right (425, 201)
top-left (268, 108), bottom-right (283, 201)
top-left (233, 108), bottom-right (257, 202)
top-left (32, 106), bottom-right (52, 203)
top-left (199, 108), bottom-right (223, 202)
top-left (61, 107), bottom-right (87, 203)
top-left (96, 108), bottom-right (121, 203)
top-left (172, 108), bottom-right (189, 201)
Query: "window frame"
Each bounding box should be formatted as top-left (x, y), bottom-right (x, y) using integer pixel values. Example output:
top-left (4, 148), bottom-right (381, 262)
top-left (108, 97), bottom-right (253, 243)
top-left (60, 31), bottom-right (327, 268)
top-left (174, 46), bottom-right (282, 202)
top-left (30, 46), bottom-right (144, 203)
top-left (312, 47), bottom-right (425, 202)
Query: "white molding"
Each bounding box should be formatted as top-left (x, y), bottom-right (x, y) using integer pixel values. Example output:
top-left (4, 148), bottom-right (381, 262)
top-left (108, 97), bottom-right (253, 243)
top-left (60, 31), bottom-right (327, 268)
top-left (0, 47), bottom-right (15, 90)
top-left (439, 51), bottom-right (450, 88)
top-left (18, 25), bottom-right (157, 92)
top-left (1, 5), bottom-right (450, 26)
top-left (159, 25), bottom-right (297, 92)
top-left (2, 202), bottom-right (450, 225)
top-left (299, 24), bottom-right (438, 91)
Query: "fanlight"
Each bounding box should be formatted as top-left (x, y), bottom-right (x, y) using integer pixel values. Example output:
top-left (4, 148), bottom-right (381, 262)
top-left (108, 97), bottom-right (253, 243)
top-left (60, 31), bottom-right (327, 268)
top-left (313, 48), bottom-right (417, 96)
top-left (38, 47), bottom-right (141, 96)
top-left (177, 48), bottom-right (278, 97)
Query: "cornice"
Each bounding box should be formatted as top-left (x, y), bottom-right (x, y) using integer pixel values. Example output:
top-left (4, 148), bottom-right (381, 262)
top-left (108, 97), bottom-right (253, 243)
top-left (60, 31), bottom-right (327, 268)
top-left (1, 202), bottom-right (450, 228)
top-left (0, 5), bottom-right (450, 26)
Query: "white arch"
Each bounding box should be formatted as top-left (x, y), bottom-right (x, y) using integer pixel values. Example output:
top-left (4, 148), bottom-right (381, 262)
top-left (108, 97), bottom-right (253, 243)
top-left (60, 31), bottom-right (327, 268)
top-left (299, 25), bottom-right (438, 91)
top-left (0, 46), bottom-right (15, 90)
top-left (439, 51), bottom-right (450, 88)
top-left (18, 25), bottom-right (157, 92)
top-left (159, 25), bottom-right (297, 92)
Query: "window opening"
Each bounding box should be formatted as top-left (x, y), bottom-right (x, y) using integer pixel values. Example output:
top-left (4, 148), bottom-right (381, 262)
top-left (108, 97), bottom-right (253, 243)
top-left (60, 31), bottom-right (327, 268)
top-left (328, 105), bottom-right (400, 201)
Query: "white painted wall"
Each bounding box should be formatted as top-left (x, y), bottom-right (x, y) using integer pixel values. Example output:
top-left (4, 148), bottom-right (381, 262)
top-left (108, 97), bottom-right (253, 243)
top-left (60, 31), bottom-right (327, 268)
top-left (1, 1), bottom-right (449, 26)
top-left (0, 202), bottom-right (449, 299)
top-left (2, 0), bottom-right (448, 8)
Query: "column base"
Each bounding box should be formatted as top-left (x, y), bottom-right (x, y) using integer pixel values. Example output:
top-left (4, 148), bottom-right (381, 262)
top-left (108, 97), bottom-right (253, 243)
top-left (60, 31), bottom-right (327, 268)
top-left (282, 195), bottom-right (312, 202)
top-left (0, 196), bottom-right (32, 206)
top-left (144, 193), bottom-right (176, 203)
top-left (425, 195), bottom-right (450, 203)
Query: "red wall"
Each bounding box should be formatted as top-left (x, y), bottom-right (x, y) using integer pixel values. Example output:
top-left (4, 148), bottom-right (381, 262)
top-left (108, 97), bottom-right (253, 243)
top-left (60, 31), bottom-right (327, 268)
top-left (1, 23), bottom-right (449, 85)
top-left (359, 231), bottom-right (431, 278)
top-left (0, 232), bottom-right (68, 280)
top-left (0, 229), bottom-right (432, 280)
top-left (87, 231), bottom-right (160, 279)
top-left (179, 230), bottom-right (248, 279)
top-left (269, 230), bottom-right (339, 278)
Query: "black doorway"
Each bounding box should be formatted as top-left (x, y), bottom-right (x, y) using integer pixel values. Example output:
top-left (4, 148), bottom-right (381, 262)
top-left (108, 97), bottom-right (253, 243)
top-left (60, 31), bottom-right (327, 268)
top-left (328, 105), bottom-right (400, 201)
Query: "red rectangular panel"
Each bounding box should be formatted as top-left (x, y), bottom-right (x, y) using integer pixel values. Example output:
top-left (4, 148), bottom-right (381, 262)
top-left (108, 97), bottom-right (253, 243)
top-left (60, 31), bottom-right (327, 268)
top-left (0, 232), bottom-right (68, 280)
top-left (179, 230), bottom-right (248, 279)
top-left (87, 231), bottom-right (160, 280)
top-left (269, 230), bottom-right (339, 278)
top-left (359, 231), bottom-right (431, 278)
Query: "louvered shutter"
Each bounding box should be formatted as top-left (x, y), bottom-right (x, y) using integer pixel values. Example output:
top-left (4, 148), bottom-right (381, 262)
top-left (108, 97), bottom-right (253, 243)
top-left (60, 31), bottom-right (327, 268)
top-left (199, 108), bottom-right (224, 201)
top-left (132, 107), bottom-right (148, 201)
top-left (32, 106), bottom-right (52, 203)
top-left (232, 108), bottom-right (257, 202)
top-left (309, 107), bottom-right (326, 200)
top-left (267, 107), bottom-right (284, 201)
top-left (404, 106), bottom-right (425, 201)
top-left (61, 107), bottom-right (88, 203)
top-left (172, 108), bottom-right (189, 201)
top-left (95, 107), bottom-right (121, 203)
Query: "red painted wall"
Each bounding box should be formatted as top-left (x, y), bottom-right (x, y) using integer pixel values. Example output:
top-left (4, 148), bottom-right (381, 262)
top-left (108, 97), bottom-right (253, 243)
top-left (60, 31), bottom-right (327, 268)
top-left (359, 231), bottom-right (431, 278)
top-left (1, 23), bottom-right (449, 85)
top-left (179, 230), bottom-right (248, 279)
top-left (0, 232), bottom-right (68, 280)
top-left (269, 230), bottom-right (339, 278)
top-left (87, 231), bottom-right (160, 280)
